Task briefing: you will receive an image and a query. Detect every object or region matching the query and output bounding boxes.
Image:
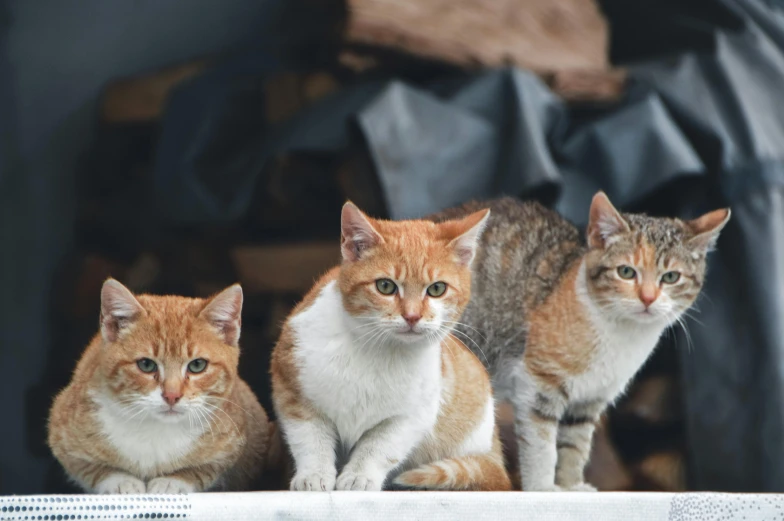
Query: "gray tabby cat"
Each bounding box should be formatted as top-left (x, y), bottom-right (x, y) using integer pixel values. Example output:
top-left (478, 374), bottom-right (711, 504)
top-left (430, 192), bottom-right (730, 491)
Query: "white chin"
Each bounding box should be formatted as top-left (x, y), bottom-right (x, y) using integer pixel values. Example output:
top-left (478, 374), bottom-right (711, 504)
top-left (394, 331), bottom-right (427, 344)
top-left (156, 409), bottom-right (187, 422)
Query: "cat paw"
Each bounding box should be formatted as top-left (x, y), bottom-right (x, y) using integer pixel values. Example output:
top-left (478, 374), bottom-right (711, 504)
top-left (95, 473), bottom-right (146, 494)
top-left (565, 482), bottom-right (597, 492)
top-left (525, 484), bottom-right (563, 492)
top-left (147, 477), bottom-right (196, 494)
top-left (290, 472), bottom-right (336, 491)
top-left (335, 471), bottom-right (384, 491)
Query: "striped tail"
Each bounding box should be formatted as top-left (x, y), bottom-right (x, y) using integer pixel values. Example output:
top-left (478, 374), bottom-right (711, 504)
top-left (392, 452), bottom-right (511, 491)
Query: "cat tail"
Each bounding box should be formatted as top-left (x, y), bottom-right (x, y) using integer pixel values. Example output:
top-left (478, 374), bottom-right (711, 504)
top-left (391, 452), bottom-right (511, 491)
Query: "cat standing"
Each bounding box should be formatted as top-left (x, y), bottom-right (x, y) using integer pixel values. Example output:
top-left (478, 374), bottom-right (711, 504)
top-left (431, 192), bottom-right (730, 491)
top-left (271, 202), bottom-right (511, 491)
top-left (48, 280), bottom-right (272, 493)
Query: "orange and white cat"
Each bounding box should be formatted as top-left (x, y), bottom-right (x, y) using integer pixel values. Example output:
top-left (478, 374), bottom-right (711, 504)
top-left (48, 280), bottom-right (272, 493)
top-left (271, 203), bottom-right (511, 492)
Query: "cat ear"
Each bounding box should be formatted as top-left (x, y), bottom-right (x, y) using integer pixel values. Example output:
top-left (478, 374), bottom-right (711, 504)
top-left (341, 202), bottom-right (384, 262)
top-left (199, 284), bottom-right (243, 347)
top-left (687, 208), bottom-right (731, 252)
top-left (587, 191), bottom-right (630, 249)
top-left (447, 209), bottom-right (491, 266)
top-left (100, 279), bottom-right (145, 343)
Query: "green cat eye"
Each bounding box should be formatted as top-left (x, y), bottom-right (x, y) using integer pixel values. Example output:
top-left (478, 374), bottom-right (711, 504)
top-left (661, 271), bottom-right (681, 284)
top-left (376, 279), bottom-right (397, 295)
top-left (187, 358), bottom-right (208, 374)
top-left (137, 358), bottom-right (157, 373)
top-left (427, 282), bottom-right (447, 298)
top-left (617, 265), bottom-right (636, 280)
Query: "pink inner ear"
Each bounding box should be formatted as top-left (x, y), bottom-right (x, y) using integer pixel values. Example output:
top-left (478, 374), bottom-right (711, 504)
top-left (100, 279), bottom-right (144, 342)
top-left (200, 285), bottom-right (243, 345)
top-left (588, 192), bottom-right (629, 248)
top-left (447, 209), bottom-right (490, 266)
top-left (341, 202), bottom-right (382, 261)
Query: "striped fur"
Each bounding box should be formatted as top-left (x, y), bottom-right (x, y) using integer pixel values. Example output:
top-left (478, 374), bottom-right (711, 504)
top-left (431, 192), bottom-right (729, 491)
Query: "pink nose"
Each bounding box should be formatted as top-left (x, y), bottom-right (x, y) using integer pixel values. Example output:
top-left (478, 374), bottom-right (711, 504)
top-left (403, 313), bottom-right (421, 327)
top-left (162, 390), bottom-right (182, 406)
top-left (640, 294), bottom-right (656, 308)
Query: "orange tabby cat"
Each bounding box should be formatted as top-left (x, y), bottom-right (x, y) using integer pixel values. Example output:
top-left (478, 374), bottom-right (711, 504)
top-left (271, 202), bottom-right (511, 492)
top-left (48, 280), bottom-right (272, 493)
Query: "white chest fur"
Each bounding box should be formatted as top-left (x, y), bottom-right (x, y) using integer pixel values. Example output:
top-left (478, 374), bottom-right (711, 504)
top-left (571, 263), bottom-right (667, 402)
top-left (92, 393), bottom-right (203, 478)
top-left (568, 321), bottom-right (663, 403)
top-left (290, 281), bottom-right (442, 452)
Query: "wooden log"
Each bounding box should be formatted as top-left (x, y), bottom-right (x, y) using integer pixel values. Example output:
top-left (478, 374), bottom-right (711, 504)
top-left (342, 0), bottom-right (609, 74)
top-left (232, 242), bottom-right (341, 294)
top-left (101, 59), bottom-right (209, 123)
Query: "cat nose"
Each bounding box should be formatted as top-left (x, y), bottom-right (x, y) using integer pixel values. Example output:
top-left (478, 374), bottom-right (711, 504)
top-left (639, 288), bottom-right (658, 308)
top-left (162, 390), bottom-right (182, 406)
top-left (403, 313), bottom-right (421, 327)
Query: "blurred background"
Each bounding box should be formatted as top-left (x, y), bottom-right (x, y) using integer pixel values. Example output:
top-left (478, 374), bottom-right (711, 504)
top-left (3, 0), bottom-right (784, 495)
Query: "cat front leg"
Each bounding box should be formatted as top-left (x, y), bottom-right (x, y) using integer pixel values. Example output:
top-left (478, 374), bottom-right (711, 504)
top-left (514, 385), bottom-right (567, 491)
top-left (336, 416), bottom-right (426, 491)
top-left (55, 452), bottom-right (145, 494)
top-left (555, 400), bottom-right (605, 491)
top-left (281, 413), bottom-right (339, 491)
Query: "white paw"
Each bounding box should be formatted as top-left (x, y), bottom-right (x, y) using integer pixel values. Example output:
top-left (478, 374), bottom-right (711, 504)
top-left (525, 483), bottom-right (563, 492)
top-left (147, 477), bottom-right (196, 494)
top-left (335, 471), bottom-right (383, 491)
top-left (566, 482), bottom-right (598, 492)
top-left (290, 471), bottom-right (336, 491)
top-left (95, 473), bottom-right (146, 494)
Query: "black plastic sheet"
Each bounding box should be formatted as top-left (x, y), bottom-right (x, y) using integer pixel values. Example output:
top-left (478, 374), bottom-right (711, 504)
top-left (153, 0), bottom-right (784, 491)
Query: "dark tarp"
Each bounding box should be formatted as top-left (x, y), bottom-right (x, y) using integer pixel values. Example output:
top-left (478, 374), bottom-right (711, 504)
top-left (153, 0), bottom-right (784, 491)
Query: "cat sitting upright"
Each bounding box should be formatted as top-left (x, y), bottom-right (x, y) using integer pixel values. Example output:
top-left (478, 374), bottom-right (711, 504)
top-left (48, 280), bottom-right (272, 493)
top-left (271, 202), bottom-right (511, 492)
top-left (431, 192), bottom-right (730, 492)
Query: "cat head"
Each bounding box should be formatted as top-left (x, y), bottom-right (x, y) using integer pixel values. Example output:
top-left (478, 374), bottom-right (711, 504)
top-left (583, 191), bottom-right (730, 325)
top-left (338, 202), bottom-right (489, 346)
top-left (96, 279), bottom-right (243, 423)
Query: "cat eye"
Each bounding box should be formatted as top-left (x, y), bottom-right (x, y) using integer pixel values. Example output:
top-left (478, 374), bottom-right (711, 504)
top-left (617, 266), bottom-right (636, 280)
top-left (137, 358), bottom-right (157, 373)
top-left (375, 279), bottom-right (397, 295)
top-left (661, 271), bottom-right (681, 284)
top-left (187, 358), bottom-right (208, 374)
top-left (427, 282), bottom-right (447, 298)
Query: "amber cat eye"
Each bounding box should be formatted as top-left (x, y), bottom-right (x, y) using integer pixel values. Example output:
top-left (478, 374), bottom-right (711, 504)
top-left (188, 358), bottom-right (208, 374)
top-left (137, 358), bottom-right (157, 373)
top-left (376, 279), bottom-right (397, 295)
top-left (661, 271), bottom-right (681, 284)
top-left (427, 282), bottom-right (447, 297)
top-left (617, 266), bottom-right (636, 280)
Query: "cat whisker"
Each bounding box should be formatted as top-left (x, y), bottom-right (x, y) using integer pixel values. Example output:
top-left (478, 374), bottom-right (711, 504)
top-left (206, 397), bottom-right (262, 432)
top-left (194, 406), bottom-right (216, 442)
top-left (192, 405), bottom-right (208, 435)
top-left (447, 327), bottom-right (490, 367)
top-left (202, 403), bottom-right (241, 436)
top-left (440, 320), bottom-right (489, 342)
top-left (201, 404), bottom-right (232, 434)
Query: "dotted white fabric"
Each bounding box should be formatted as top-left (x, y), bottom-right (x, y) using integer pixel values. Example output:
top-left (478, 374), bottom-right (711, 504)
top-left (3, 492), bottom-right (784, 521)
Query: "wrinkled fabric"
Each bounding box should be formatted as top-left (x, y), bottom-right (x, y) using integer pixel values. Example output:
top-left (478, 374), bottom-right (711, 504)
top-left (153, 0), bottom-right (784, 491)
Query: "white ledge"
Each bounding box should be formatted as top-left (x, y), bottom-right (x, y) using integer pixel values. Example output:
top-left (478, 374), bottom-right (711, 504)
top-left (2, 491), bottom-right (783, 521)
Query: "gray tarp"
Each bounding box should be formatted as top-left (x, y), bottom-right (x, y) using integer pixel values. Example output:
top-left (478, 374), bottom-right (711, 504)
top-left (154, 0), bottom-right (784, 491)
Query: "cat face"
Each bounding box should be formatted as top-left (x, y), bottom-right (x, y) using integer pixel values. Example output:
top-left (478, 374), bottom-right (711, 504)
top-left (96, 279), bottom-right (243, 424)
top-left (583, 192), bottom-right (730, 325)
top-left (338, 202), bottom-right (489, 346)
